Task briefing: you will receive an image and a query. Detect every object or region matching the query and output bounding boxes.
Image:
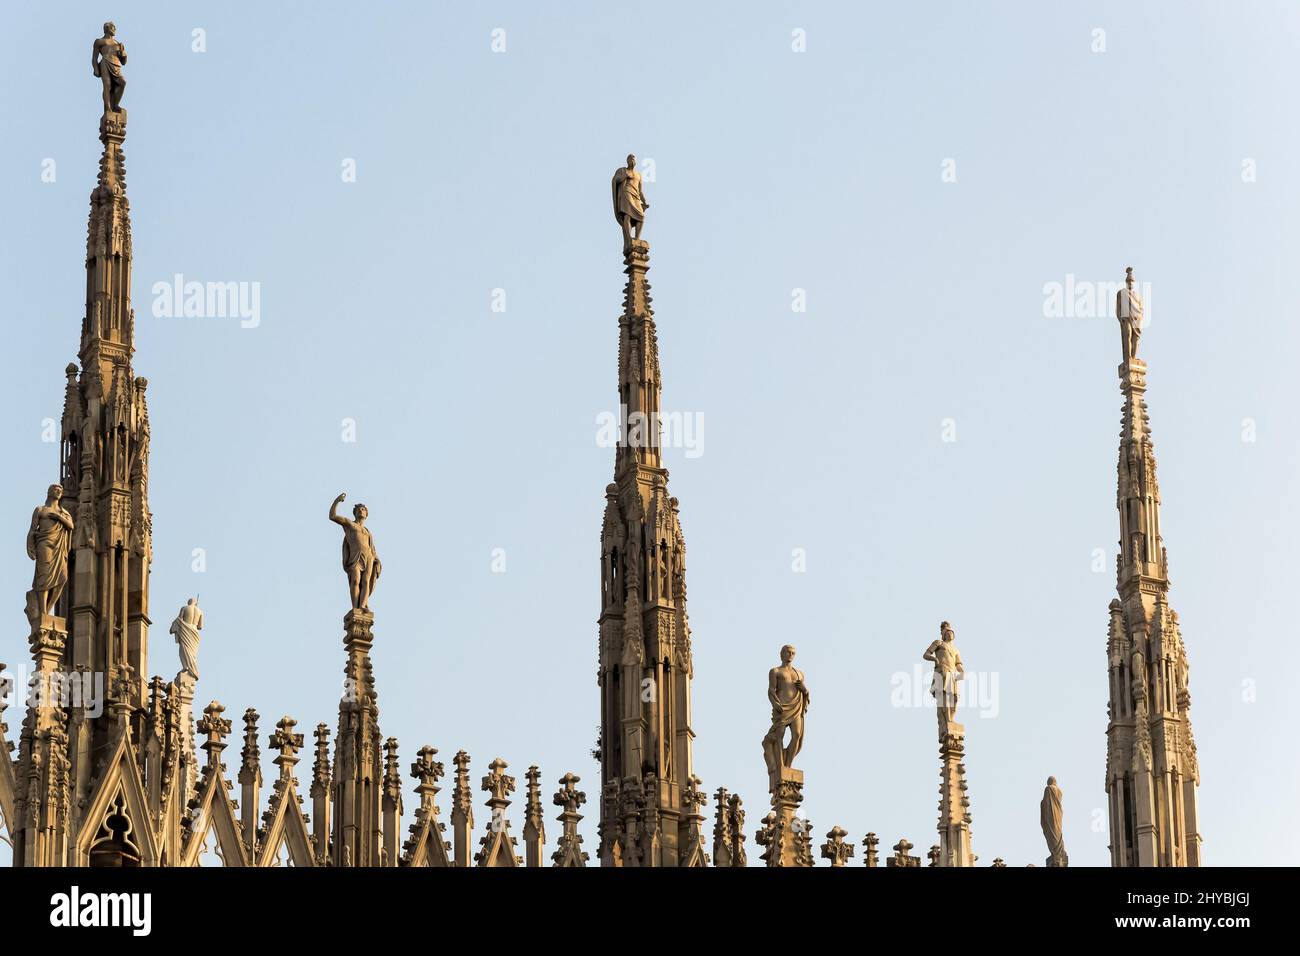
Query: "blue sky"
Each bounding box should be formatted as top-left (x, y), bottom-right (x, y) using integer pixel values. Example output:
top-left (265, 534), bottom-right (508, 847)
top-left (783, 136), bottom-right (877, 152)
top-left (2, 1), bottom-right (1297, 866)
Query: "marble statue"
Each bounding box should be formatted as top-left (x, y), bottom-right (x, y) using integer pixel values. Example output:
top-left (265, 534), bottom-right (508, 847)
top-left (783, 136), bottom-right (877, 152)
top-left (923, 621), bottom-right (964, 724)
top-left (169, 597), bottom-right (204, 681)
top-left (92, 22), bottom-right (127, 114)
top-left (1117, 266), bottom-right (1143, 364)
top-left (611, 154), bottom-right (649, 254)
top-left (762, 644), bottom-right (810, 779)
top-left (26, 484), bottom-right (74, 621)
top-left (1041, 776), bottom-right (1068, 867)
top-left (330, 493), bottom-right (381, 611)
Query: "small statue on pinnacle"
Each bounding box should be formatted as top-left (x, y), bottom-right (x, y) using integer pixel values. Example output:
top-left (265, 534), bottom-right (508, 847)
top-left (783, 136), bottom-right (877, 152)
top-left (1117, 266), bottom-right (1144, 364)
top-left (92, 22), bottom-right (128, 114)
top-left (761, 644), bottom-right (810, 785)
top-left (611, 153), bottom-right (649, 255)
top-left (169, 597), bottom-right (204, 682)
top-left (25, 484), bottom-right (74, 622)
top-left (923, 621), bottom-right (964, 725)
top-left (330, 493), bottom-right (382, 611)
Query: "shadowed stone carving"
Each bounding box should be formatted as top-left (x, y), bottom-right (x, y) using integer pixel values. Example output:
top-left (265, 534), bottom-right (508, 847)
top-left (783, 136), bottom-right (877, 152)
top-left (92, 22), bottom-right (127, 113)
top-left (1041, 776), bottom-right (1068, 867)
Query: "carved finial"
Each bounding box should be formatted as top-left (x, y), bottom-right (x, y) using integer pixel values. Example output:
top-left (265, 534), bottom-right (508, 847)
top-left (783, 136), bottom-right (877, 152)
top-left (862, 831), bottom-right (879, 867)
top-left (311, 723), bottom-right (331, 793)
top-left (551, 772), bottom-right (589, 867)
top-left (820, 825), bottom-right (854, 867)
top-left (269, 716), bottom-right (304, 779)
top-left (197, 701), bottom-right (231, 770)
top-left (383, 737), bottom-right (402, 799)
top-left (888, 838), bottom-right (920, 868)
top-left (239, 708), bottom-right (261, 782)
top-left (481, 757), bottom-right (516, 804)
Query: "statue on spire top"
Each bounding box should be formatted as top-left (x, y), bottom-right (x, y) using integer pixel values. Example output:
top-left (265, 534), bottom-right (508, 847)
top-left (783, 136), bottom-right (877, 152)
top-left (612, 154), bottom-right (649, 255)
top-left (330, 493), bottom-right (381, 611)
top-left (92, 22), bottom-right (128, 114)
top-left (1117, 266), bottom-right (1144, 364)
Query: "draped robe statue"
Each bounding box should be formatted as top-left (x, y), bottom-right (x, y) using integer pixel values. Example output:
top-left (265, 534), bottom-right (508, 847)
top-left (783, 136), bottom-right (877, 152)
top-left (1040, 776), bottom-right (1068, 867)
top-left (1117, 266), bottom-right (1144, 364)
top-left (330, 493), bottom-right (381, 611)
top-left (762, 644), bottom-right (810, 783)
top-left (92, 22), bottom-right (127, 113)
top-left (26, 484), bottom-right (74, 622)
top-left (611, 154), bottom-right (649, 254)
top-left (169, 597), bottom-right (204, 681)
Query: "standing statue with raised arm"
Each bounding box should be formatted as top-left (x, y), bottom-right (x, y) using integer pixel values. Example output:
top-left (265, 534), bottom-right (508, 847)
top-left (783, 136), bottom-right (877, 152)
top-left (92, 22), bottom-right (127, 113)
top-left (611, 153), bottom-right (649, 254)
top-left (26, 484), bottom-right (74, 622)
top-left (330, 493), bottom-right (381, 611)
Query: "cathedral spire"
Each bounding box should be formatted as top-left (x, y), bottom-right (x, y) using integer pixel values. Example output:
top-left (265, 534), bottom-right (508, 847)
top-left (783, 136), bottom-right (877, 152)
top-left (1105, 267), bottom-right (1202, 867)
top-left (598, 160), bottom-right (699, 866)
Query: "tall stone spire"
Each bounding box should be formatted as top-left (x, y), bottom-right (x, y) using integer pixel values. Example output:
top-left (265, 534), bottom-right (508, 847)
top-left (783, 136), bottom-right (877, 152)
top-left (12, 33), bottom-right (159, 867)
top-left (597, 162), bottom-right (700, 866)
top-left (1105, 268), bottom-right (1202, 867)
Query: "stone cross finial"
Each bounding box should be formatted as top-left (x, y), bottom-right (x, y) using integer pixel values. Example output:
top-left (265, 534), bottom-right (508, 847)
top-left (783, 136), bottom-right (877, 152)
top-left (269, 716), bottom-right (304, 778)
top-left (553, 772), bottom-right (586, 815)
top-left (682, 774), bottom-right (707, 813)
top-left (411, 745), bottom-right (445, 803)
top-left (197, 700), bottom-right (231, 770)
top-left (888, 837), bottom-right (920, 868)
top-left (862, 831), bottom-right (879, 867)
top-left (821, 825), bottom-right (854, 867)
top-left (481, 757), bottom-right (516, 805)
top-left (551, 772), bottom-right (589, 867)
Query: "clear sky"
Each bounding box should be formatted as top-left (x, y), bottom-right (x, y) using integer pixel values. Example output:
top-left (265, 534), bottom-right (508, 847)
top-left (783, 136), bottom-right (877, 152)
top-left (2, 1), bottom-right (1297, 867)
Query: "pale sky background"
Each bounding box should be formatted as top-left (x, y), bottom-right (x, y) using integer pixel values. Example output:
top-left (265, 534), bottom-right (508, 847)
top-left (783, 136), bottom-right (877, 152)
top-left (2, 2), bottom-right (1297, 867)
